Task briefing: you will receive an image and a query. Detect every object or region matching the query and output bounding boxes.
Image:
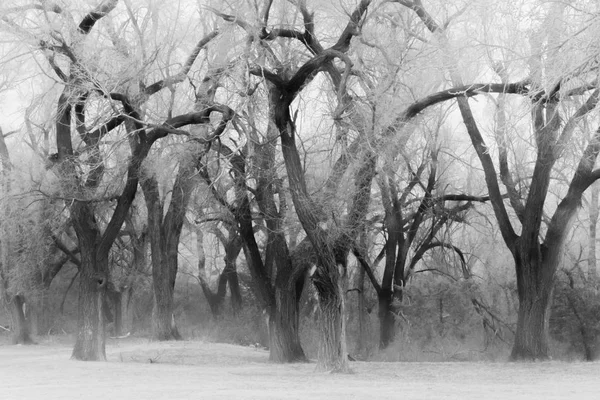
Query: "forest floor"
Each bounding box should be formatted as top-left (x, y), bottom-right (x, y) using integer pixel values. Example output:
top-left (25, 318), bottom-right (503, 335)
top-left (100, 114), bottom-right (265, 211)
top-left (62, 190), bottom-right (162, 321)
top-left (1, 337), bottom-right (599, 399)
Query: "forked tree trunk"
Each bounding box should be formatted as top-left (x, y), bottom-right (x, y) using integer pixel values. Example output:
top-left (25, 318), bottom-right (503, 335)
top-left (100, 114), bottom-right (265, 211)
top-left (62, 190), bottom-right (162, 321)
top-left (227, 148), bottom-right (307, 363)
top-left (9, 295), bottom-right (35, 345)
top-left (510, 250), bottom-right (556, 360)
top-left (152, 261), bottom-right (181, 341)
top-left (143, 171), bottom-right (185, 341)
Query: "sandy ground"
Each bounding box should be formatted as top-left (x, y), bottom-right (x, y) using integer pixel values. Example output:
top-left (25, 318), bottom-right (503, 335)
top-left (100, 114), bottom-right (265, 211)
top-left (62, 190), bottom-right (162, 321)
top-left (1, 338), bottom-right (600, 400)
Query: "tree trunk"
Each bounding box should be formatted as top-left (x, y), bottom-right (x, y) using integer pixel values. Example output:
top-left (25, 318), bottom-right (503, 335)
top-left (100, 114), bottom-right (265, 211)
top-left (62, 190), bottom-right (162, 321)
top-left (223, 232), bottom-right (243, 314)
top-left (378, 292), bottom-right (395, 349)
top-left (589, 182), bottom-right (599, 281)
top-left (71, 203), bottom-right (109, 361)
top-left (313, 264), bottom-right (350, 372)
top-left (152, 259), bottom-right (181, 340)
top-left (268, 281), bottom-right (307, 362)
top-left (142, 173), bottom-right (182, 341)
top-left (111, 290), bottom-right (123, 337)
top-left (355, 262), bottom-right (368, 357)
top-left (228, 147), bottom-right (306, 363)
top-left (9, 295), bottom-right (35, 345)
top-left (120, 287), bottom-right (135, 335)
top-left (71, 260), bottom-right (108, 360)
top-left (510, 250), bottom-right (555, 360)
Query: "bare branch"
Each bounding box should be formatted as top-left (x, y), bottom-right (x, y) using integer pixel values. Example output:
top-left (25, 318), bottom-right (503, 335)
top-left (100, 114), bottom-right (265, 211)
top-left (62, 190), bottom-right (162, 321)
top-left (407, 241), bottom-right (466, 278)
top-left (144, 30), bottom-right (219, 96)
top-left (352, 246), bottom-right (382, 295)
top-left (492, 62), bottom-right (525, 222)
top-left (330, 0), bottom-right (371, 52)
top-left (556, 89), bottom-right (600, 152)
top-left (78, 0), bottom-right (118, 34)
top-left (399, 81), bottom-right (531, 123)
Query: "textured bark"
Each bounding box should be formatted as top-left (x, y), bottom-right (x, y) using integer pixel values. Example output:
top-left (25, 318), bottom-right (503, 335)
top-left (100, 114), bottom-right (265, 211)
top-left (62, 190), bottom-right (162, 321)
top-left (510, 251), bottom-right (554, 360)
top-left (279, 122), bottom-right (348, 370)
top-left (268, 282), bottom-right (307, 362)
top-left (315, 265), bottom-right (350, 372)
top-left (70, 201), bottom-right (109, 361)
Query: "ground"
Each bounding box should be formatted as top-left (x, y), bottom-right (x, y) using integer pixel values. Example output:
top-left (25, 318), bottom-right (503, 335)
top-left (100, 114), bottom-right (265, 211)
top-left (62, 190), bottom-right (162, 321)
top-left (1, 337), bottom-right (599, 399)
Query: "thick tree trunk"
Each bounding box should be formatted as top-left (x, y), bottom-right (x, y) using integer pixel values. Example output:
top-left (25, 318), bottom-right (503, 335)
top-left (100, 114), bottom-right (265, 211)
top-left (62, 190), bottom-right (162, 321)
top-left (9, 295), bottom-right (35, 345)
top-left (152, 259), bottom-right (181, 340)
top-left (71, 203), bottom-right (109, 361)
top-left (144, 146), bottom-right (199, 341)
top-left (143, 174), bottom-right (182, 341)
top-left (228, 146), bottom-right (306, 363)
top-left (71, 266), bottom-right (108, 360)
top-left (378, 292), bottom-right (395, 349)
top-left (268, 301), bottom-right (305, 362)
top-left (268, 282), bottom-right (307, 362)
top-left (71, 259), bottom-right (108, 360)
top-left (314, 264), bottom-right (350, 372)
top-left (510, 250), bottom-right (555, 360)
top-left (225, 263), bottom-right (243, 314)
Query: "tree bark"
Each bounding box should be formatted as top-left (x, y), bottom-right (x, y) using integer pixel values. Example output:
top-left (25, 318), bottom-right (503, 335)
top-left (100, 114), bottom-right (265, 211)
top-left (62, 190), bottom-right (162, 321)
top-left (9, 295), bottom-right (35, 345)
top-left (314, 263), bottom-right (350, 372)
top-left (71, 204), bottom-right (109, 360)
top-left (589, 182), bottom-right (599, 281)
top-left (355, 255), bottom-right (368, 356)
top-left (143, 154), bottom-right (197, 341)
top-left (220, 110), bottom-right (307, 362)
top-left (378, 293), bottom-right (396, 350)
top-left (268, 281), bottom-right (306, 362)
top-left (120, 287), bottom-right (135, 335)
top-left (510, 243), bottom-right (557, 360)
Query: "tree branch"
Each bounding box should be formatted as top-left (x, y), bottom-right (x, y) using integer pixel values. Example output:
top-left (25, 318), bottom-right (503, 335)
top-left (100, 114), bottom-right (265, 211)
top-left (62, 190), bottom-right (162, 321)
top-left (408, 241), bottom-right (467, 279)
top-left (399, 81), bottom-right (531, 123)
top-left (352, 246), bottom-right (381, 295)
top-left (143, 30), bottom-right (219, 96)
top-left (78, 0), bottom-right (118, 34)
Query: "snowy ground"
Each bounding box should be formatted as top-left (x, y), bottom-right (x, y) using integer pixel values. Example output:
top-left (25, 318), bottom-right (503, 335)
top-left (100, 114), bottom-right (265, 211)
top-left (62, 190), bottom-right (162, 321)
top-left (1, 338), bottom-right (599, 399)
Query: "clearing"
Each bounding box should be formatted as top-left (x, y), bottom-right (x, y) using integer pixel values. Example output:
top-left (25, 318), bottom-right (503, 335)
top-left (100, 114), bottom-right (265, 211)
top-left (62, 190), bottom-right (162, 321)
top-left (1, 338), bottom-right (599, 399)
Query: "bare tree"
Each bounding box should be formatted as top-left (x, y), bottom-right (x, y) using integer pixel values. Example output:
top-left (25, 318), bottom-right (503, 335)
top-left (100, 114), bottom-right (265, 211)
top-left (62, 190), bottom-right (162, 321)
top-left (391, 0), bottom-right (600, 360)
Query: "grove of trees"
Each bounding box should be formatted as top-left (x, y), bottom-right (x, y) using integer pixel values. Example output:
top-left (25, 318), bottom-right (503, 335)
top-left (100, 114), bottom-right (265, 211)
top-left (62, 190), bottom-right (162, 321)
top-left (2, 0), bottom-right (600, 371)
